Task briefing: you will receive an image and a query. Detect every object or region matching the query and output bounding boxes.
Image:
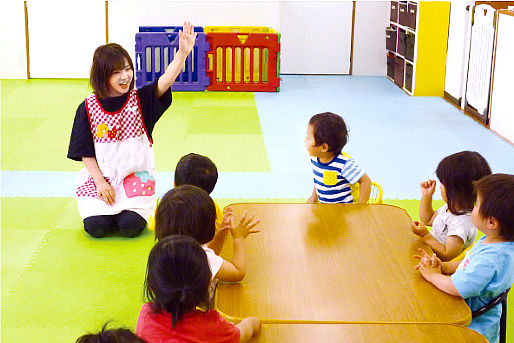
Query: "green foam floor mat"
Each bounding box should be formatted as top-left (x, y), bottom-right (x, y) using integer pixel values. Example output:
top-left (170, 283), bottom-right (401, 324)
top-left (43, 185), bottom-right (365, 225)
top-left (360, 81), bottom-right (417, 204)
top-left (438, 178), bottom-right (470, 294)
top-left (1, 229), bottom-right (154, 343)
top-left (1, 81), bottom-right (269, 172)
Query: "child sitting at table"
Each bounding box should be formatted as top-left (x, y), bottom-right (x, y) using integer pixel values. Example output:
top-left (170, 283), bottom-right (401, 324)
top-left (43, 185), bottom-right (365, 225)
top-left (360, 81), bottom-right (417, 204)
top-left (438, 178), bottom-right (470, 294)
top-left (154, 185), bottom-right (260, 289)
top-left (415, 174), bottom-right (514, 343)
top-left (76, 322), bottom-right (145, 343)
top-left (304, 112), bottom-right (371, 204)
top-left (136, 235), bottom-right (261, 343)
top-left (411, 151), bottom-right (491, 261)
top-left (148, 153), bottom-right (225, 231)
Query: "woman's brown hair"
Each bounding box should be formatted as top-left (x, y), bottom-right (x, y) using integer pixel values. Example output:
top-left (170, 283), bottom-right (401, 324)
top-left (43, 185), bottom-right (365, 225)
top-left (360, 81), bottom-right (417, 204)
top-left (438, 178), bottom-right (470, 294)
top-left (90, 43), bottom-right (134, 98)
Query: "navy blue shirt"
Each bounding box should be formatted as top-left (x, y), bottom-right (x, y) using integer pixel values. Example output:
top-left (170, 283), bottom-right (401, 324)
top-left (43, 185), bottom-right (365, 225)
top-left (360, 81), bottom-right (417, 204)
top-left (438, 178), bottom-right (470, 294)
top-left (67, 81), bottom-right (171, 161)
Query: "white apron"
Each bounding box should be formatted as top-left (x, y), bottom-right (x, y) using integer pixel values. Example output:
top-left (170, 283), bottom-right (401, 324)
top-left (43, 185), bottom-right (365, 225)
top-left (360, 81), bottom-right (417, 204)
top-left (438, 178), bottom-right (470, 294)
top-left (75, 91), bottom-right (156, 221)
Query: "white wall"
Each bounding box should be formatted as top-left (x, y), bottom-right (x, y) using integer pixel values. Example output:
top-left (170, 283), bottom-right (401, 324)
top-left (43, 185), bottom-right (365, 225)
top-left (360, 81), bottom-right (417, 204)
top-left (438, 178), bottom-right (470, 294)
top-left (27, 0), bottom-right (105, 78)
top-left (0, 0), bottom-right (27, 78)
top-left (1, 0), bottom-right (389, 79)
top-left (280, 1), bottom-right (353, 74)
top-left (352, 1), bottom-right (389, 75)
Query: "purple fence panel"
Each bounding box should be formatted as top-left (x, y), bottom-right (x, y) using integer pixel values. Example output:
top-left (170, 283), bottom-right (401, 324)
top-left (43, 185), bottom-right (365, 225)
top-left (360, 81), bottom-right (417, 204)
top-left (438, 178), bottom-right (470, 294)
top-left (135, 32), bottom-right (210, 91)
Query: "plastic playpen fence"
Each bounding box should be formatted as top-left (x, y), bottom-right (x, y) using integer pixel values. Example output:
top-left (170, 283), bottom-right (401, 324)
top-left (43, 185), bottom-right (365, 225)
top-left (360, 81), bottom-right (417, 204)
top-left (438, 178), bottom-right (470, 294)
top-left (135, 28), bottom-right (210, 91)
top-left (206, 31), bottom-right (280, 92)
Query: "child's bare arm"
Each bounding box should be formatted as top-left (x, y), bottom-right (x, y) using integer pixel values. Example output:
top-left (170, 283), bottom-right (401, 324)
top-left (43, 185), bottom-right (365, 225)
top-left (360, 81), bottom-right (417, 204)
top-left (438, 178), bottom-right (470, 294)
top-left (441, 260), bottom-right (461, 274)
top-left (236, 317), bottom-right (261, 342)
top-left (356, 173), bottom-right (371, 204)
top-left (417, 262), bottom-right (462, 297)
top-left (206, 206), bottom-right (233, 255)
top-left (214, 211), bottom-right (260, 282)
top-left (419, 179), bottom-right (437, 225)
top-left (411, 222), bottom-right (465, 261)
top-left (157, 21), bottom-right (197, 97)
top-left (414, 248), bottom-right (462, 275)
top-left (422, 235), bottom-right (465, 261)
top-left (82, 157), bottom-right (115, 205)
top-left (307, 187), bottom-right (318, 203)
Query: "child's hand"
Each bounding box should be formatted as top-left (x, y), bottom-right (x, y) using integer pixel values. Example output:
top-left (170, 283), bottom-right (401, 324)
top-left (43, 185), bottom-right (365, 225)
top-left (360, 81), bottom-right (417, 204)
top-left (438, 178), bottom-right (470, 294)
top-left (178, 21), bottom-right (197, 55)
top-left (420, 179), bottom-right (436, 197)
top-left (222, 206), bottom-right (234, 224)
top-left (417, 259), bottom-right (442, 282)
top-left (414, 248), bottom-right (442, 270)
top-left (230, 211), bottom-right (261, 239)
top-left (217, 206), bottom-right (234, 235)
top-left (306, 195), bottom-right (317, 204)
top-left (97, 179), bottom-right (115, 205)
top-left (411, 221), bottom-right (430, 237)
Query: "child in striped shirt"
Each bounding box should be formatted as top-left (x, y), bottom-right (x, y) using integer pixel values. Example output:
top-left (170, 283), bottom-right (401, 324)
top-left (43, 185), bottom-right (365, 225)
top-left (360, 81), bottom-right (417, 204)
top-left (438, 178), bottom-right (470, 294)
top-left (304, 112), bottom-right (371, 204)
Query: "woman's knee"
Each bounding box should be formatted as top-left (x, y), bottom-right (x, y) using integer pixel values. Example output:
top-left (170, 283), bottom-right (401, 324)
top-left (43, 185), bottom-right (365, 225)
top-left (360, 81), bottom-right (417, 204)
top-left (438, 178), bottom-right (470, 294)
top-left (116, 211), bottom-right (146, 238)
top-left (83, 215), bottom-right (113, 238)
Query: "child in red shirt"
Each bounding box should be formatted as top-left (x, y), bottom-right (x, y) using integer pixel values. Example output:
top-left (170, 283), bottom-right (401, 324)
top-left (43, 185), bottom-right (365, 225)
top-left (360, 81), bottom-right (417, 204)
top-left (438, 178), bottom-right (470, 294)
top-left (136, 235), bottom-right (260, 343)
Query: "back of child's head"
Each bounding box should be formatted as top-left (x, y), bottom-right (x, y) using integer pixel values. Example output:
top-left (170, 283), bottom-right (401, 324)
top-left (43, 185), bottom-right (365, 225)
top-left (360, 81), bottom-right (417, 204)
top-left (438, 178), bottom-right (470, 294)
top-left (435, 151), bottom-right (491, 214)
top-left (474, 173), bottom-right (514, 241)
top-left (154, 185), bottom-right (216, 243)
top-left (90, 43), bottom-right (134, 98)
top-left (76, 322), bottom-right (145, 343)
top-left (144, 235), bottom-right (212, 327)
top-left (309, 112), bottom-right (348, 155)
top-left (174, 153), bottom-right (218, 194)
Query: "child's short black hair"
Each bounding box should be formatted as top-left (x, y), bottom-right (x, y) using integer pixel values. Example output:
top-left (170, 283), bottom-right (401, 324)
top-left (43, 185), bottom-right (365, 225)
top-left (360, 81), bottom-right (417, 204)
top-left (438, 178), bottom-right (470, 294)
top-left (154, 185), bottom-right (216, 244)
top-left (309, 112), bottom-right (348, 155)
top-left (474, 174), bottom-right (514, 241)
top-left (174, 153), bottom-right (218, 194)
top-left (144, 235), bottom-right (212, 327)
top-left (76, 322), bottom-right (145, 343)
top-left (436, 151), bottom-right (491, 214)
top-left (90, 43), bottom-right (135, 99)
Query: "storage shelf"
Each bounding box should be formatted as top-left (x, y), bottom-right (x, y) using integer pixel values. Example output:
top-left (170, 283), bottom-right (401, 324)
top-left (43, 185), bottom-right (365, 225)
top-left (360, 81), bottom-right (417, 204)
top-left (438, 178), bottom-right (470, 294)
top-left (386, 1), bottom-right (449, 96)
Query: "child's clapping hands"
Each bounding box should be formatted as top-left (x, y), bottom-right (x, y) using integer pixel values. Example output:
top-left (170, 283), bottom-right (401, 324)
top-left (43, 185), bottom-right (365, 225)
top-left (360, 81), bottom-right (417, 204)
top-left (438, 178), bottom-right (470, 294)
top-left (414, 248), bottom-right (443, 281)
top-left (230, 211), bottom-right (261, 239)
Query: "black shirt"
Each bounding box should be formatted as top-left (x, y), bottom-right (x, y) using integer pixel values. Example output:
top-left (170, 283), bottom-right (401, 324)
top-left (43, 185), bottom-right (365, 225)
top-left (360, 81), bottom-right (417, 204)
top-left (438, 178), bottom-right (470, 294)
top-left (67, 81), bottom-right (172, 161)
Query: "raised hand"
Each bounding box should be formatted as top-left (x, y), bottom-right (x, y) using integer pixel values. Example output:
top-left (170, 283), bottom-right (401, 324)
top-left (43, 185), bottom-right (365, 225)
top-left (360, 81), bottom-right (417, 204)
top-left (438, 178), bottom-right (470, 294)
top-left (178, 21), bottom-right (197, 55)
top-left (420, 179), bottom-right (436, 197)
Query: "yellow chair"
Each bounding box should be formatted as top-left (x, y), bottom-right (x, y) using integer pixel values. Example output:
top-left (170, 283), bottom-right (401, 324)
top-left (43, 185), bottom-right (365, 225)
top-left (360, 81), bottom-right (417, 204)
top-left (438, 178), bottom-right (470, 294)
top-left (350, 181), bottom-right (383, 204)
top-left (339, 152), bottom-right (383, 204)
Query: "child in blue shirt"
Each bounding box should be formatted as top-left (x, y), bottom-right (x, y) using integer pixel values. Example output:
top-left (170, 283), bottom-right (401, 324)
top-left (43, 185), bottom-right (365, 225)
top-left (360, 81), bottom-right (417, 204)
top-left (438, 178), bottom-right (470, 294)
top-left (304, 112), bottom-right (371, 204)
top-left (415, 174), bottom-right (514, 343)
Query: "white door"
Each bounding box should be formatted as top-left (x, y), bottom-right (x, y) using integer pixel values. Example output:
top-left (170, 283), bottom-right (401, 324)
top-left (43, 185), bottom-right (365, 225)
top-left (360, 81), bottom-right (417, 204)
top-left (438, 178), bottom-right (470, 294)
top-left (279, 1), bottom-right (353, 74)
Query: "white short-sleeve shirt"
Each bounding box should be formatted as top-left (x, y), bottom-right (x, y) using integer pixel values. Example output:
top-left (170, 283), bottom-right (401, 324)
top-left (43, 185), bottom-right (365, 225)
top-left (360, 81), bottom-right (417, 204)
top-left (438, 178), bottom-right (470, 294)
top-left (203, 246), bottom-right (224, 279)
top-left (431, 204), bottom-right (477, 248)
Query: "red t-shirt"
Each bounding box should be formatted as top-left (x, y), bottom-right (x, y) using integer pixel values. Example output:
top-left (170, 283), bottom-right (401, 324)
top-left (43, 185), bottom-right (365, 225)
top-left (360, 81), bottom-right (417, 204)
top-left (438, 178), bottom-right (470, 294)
top-left (136, 303), bottom-right (240, 343)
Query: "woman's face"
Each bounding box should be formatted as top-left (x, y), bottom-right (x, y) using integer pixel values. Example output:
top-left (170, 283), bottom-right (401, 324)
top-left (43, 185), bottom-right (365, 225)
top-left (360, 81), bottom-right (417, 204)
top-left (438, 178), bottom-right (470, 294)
top-left (107, 57), bottom-right (133, 97)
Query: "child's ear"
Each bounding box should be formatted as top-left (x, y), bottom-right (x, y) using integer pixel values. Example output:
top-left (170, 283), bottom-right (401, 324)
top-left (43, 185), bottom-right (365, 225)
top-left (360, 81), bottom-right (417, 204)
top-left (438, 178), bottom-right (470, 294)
top-left (173, 182), bottom-right (176, 188)
top-left (487, 217), bottom-right (500, 230)
top-left (321, 143), bottom-right (330, 152)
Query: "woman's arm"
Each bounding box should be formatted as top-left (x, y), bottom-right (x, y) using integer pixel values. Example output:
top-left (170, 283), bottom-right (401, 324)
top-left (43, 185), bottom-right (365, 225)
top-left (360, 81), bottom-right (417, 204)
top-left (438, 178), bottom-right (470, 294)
top-left (156, 22), bottom-right (197, 98)
top-left (82, 157), bottom-right (115, 205)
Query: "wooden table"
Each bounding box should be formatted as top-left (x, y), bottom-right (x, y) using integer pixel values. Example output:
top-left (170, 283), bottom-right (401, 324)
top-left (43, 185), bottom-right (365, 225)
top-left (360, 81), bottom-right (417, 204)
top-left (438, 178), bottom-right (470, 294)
top-left (217, 204), bottom-right (470, 324)
top-left (248, 323), bottom-right (486, 342)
